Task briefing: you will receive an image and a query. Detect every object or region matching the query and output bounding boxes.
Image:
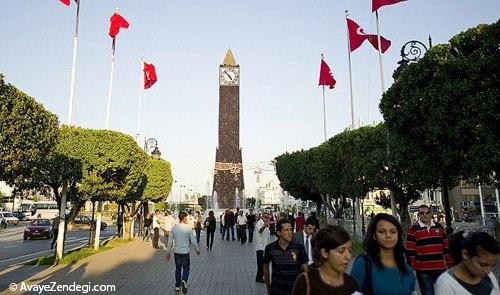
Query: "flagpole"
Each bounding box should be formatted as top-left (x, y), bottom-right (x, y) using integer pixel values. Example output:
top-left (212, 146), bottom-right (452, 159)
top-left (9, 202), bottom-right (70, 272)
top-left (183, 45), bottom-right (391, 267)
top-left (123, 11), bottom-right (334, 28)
top-left (376, 9), bottom-right (397, 218)
top-left (345, 10), bottom-right (355, 129)
top-left (105, 8), bottom-right (119, 129)
top-left (136, 57), bottom-right (144, 142)
top-left (67, 0), bottom-right (80, 126)
top-left (322, 85), bottom-right (327, 141)
top-left (375, 11), bottom-right (385, 92)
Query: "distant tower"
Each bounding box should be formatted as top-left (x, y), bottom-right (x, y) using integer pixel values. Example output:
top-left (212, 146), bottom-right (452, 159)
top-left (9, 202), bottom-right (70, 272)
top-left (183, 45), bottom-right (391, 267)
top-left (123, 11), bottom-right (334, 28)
top-left (212, 49), bottom-right (244, 209)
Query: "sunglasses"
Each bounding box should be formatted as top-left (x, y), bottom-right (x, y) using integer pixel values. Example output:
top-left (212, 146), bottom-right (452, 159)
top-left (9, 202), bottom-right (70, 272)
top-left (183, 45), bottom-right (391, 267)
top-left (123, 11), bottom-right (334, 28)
top-left (419, 211), bottom-right (431, 215)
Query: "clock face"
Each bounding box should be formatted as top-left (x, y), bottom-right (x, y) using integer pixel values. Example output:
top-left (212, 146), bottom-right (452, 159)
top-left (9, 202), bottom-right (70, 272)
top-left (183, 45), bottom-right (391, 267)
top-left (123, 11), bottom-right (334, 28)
top-left (220, 67), bottom-right (240, 86)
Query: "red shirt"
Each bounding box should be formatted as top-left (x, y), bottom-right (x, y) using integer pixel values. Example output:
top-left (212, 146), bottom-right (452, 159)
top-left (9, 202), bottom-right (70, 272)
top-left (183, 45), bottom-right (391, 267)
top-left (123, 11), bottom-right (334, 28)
top-left (295, 216), bottom-right (305, 232)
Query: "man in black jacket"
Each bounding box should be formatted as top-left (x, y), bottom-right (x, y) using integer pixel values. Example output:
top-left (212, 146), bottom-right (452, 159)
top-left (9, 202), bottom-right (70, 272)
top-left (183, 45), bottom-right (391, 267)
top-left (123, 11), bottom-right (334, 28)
top-left (224, 209), bottom-right (235, 241)
top-left (246, 209), bottom-right (256, 243)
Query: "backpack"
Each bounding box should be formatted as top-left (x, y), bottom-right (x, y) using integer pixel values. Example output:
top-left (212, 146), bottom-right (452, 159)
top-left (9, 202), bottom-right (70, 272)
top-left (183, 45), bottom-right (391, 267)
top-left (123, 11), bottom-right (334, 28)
top-left (357, 254), bottom-right (373, 295)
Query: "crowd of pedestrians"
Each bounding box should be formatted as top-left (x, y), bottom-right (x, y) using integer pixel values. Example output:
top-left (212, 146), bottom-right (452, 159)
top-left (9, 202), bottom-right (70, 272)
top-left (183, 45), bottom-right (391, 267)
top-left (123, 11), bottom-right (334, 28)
top-left (130, 206), bottom-right (498, 295)
top-left (252, 206), bottom-right (499, 295)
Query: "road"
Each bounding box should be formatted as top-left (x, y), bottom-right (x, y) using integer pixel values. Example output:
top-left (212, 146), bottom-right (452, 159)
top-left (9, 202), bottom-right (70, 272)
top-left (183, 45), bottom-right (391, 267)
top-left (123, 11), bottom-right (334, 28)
top-left (0, 221), bottom-right (117, 269)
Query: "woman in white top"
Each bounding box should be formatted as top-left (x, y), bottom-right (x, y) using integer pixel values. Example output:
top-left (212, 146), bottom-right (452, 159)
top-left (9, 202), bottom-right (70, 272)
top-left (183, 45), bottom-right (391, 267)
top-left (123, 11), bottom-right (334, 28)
top-left (434, 231), bottom-right (500, 295)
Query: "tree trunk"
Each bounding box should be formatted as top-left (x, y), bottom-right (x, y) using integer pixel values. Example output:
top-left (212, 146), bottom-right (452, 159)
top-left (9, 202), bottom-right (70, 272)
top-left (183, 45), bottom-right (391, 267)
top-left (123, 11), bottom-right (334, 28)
top-left (397, 190), bottom-right (412, 238)
top-left (441, 178), bottom-right (453, 234)
top-left (352, 197), bottom-right (356, 238)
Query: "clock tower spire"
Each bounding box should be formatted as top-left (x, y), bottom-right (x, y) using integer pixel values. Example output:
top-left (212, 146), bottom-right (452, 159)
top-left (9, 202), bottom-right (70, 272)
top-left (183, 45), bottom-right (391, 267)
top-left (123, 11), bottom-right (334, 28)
top-left (213, 49), bottom-right (244, 209)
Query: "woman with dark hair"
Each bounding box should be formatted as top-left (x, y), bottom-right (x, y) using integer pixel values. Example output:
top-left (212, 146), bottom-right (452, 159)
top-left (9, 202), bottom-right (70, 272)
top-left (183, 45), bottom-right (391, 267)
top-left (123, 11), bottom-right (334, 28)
top-left (350, 213), bottom-right (415, 295)
top-left (204, 211), bottom-right (217, 250)
top-left (291, 225), bottom-right (358, 295)
top-left (434, 231), bottom-right (499, 294)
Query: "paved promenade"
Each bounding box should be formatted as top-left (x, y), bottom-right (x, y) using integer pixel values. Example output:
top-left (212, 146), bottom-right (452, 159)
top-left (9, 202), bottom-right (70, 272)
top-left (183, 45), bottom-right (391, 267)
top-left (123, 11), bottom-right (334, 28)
top-left (1, 231), bottom-right (268, 295)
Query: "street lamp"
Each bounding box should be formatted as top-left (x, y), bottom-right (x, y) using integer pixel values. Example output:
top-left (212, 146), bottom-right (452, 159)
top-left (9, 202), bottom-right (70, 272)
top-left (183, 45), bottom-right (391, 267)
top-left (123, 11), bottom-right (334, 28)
top-left (144, 137), bottom-right (161, 159)
top-left (392, 38), bottom-right (430, 80)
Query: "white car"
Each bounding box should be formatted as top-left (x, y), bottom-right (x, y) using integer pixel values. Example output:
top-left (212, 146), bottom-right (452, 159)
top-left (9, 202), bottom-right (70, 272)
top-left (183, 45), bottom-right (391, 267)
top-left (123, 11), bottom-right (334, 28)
top-left (0, 211), bottom-right (20, 226)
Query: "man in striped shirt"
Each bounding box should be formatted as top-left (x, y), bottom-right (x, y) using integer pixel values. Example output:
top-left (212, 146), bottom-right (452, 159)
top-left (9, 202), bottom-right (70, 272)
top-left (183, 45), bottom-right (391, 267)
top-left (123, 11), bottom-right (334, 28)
top-left (406, 205), bottom-right (453, 295)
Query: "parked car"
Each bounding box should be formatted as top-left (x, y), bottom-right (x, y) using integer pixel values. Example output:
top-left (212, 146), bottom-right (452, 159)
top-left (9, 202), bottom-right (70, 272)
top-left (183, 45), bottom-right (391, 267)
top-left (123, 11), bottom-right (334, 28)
top-left (12, 211), bottom-right (27, 221)
top-left (0, 212), bottom-right (19, 226)
top-left (24, 219), bottom-right (53, 240)
top-left (73, 215), bottom-right (107, 230)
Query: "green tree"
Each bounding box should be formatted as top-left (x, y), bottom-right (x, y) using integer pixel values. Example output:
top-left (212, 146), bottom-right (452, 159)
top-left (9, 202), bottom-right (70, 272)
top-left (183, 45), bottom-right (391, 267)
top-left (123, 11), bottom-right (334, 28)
top-left (143, 157), bottom-right (173, 203)
top-left (246, 197), bottom-right (257, 209)
top-left (275, 150), bottom-right (322, 213)
top-left (380, 20), bottom-right (500, 229)
top-left (198, 195), bottom-right (209, 212)
top-left (0, 75), bottom-right (59, 188)
top-left (56, 126), bottom-right (148, 241)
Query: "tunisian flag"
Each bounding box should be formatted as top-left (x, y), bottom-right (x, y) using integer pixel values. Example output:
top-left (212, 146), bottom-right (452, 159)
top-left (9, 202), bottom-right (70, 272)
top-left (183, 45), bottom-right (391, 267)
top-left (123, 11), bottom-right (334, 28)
top-left (319, 59), bottom-right (336, 89)
top-left (109, 13), bottom-right (129, 38)
top-left (143, 63), bottom-right (158, 89)
top-left (347, 18), bottom-right (391, 53)
top-left (59, 0), bottom-right (78, 6)
top-left (372, 0), bottom-right (405, 12)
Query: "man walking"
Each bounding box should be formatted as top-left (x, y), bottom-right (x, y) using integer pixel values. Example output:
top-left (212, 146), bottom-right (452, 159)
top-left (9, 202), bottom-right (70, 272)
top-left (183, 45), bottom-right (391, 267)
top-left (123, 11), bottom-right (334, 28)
top-left (406, 204), bottom-right (452, 295)
top-left (246, 209), bottom-right (256, 243)
top-left (116, 210), bottom-right (124, 238)
top-left (152, 209), bottom-right (161, 248)
top-left (255, 211), bottom-right (271, 283)
top-left (263, 219), bottom-right (308, 295)
top-left (293, 216), bottom-right (317, 266)
top-left (237, 210), bottom-right (247, 244)
top-left (224, 209), bottom-right (235, 241)
top-left (50, 216), bottom-right (60, 249)
top-left (166, 211), bottom-right (200, 294)
top-left (143, 212), bottom-right (152, 242)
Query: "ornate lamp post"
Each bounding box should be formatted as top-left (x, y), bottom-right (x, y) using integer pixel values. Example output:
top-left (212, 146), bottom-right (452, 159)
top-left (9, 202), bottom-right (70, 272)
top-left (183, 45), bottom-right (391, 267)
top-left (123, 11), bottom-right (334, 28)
top-left (393, 38), bottom-right (431, 80)
top-left (144, 137), bottom-right (161, 159)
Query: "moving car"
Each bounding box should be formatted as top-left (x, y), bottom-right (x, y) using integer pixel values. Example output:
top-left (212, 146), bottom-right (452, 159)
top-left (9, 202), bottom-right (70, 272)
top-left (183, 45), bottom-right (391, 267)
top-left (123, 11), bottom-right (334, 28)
top-left (24, 219), bottom-right (53, 240)
top-left (73, 215), bottom-right (107, 230)
top-left (12, 211), bottom-right (27, 221)
top-left (0, 212), bottom-right (19, 226)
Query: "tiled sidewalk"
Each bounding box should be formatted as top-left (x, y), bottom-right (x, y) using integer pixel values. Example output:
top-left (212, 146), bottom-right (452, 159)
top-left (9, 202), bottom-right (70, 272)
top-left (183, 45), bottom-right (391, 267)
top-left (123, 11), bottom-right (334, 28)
top-left (1, 232), bottom-right (268, 295)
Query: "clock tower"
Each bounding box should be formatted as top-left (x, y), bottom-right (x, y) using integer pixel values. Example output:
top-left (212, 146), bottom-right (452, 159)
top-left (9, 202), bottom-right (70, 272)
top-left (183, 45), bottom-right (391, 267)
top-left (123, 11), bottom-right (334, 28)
top-left (213, 49), bottom-right (244, 209)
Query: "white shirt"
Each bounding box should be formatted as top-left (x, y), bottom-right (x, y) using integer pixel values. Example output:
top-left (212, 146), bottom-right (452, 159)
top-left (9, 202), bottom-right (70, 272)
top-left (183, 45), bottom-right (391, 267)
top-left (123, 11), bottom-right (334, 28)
top-left (434, 269), bottom-right (500, 295)
top-left (237, 215), bottom-right (247, 226)
top-left (163, 215), bottom-right (176, 232)
top-left (152, 214), bottom-right (161, 228)
top-left (187, 215), bottom-right (195, 229)
top-left (302, 230), bottom-right (313, 265)
top-left (254, 219), bottom-right (270, 251)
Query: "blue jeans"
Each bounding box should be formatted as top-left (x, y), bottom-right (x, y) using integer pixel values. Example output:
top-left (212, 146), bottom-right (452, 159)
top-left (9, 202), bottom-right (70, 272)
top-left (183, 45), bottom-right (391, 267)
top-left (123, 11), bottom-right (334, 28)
top-left (174, 253), bottom-right (190, 287)
top-left (416, 270), bottom-right (444, 295)
top-left (225, 225), bottom-right (235, 241)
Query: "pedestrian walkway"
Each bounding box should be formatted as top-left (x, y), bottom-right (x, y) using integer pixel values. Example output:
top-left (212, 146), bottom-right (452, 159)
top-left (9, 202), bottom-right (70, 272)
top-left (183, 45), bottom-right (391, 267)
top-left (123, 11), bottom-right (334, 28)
top-left (1, 231), bottom-right (268, 295)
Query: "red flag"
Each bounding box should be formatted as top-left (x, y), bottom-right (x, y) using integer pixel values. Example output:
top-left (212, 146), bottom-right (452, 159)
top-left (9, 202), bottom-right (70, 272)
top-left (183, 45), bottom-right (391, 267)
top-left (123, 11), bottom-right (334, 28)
top-left (372, 0), bottom-right (405, 12)
top-left (319, 59), bottom-right (336, 89)
top-left (109, 13), bottom-right (129, 38)
top-left (346, 18), bottom-right (391, 53)
top-left (59, 0), bottom-right (78, 6)
top-left (143, 63), bottom-right (158, 89)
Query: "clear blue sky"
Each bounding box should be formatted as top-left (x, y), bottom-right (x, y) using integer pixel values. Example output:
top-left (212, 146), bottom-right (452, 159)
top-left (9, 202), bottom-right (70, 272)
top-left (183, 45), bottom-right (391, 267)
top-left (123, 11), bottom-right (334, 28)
top-left (1, 1), bottom-right (498, 201)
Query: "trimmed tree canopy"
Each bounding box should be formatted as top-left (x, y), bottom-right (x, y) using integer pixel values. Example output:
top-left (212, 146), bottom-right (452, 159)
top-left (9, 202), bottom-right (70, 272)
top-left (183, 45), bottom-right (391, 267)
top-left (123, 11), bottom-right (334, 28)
top-left (57, 126), bottom-right (148, 203)
top-left (143, 157), bottom-right (173, 203)
top-left (0, 75), bottom-right (59, 188)
top-left (380, 20), bottom-right (500, 187)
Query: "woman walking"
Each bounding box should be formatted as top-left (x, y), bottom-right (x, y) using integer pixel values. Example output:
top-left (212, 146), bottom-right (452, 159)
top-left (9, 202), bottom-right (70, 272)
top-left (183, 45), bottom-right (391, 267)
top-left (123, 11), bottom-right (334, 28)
top-left (350, 213), bottom-right (415, 295)
top-left (194, 211), bottom-right (202, 244)
top-left (204, 211), bottom-right (217, 250)
top-left (292, 225), bottom-right (358, 295)
top-left (434, 231), bottom-right (499, 294)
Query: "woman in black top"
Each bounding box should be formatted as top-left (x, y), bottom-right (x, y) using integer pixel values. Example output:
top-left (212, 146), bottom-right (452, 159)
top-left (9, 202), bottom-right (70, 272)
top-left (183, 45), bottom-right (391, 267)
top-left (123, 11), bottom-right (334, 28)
top-left (292, 225), bottom-right (358, 295)
top-left (204, 211), bottom-right (217, 250)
